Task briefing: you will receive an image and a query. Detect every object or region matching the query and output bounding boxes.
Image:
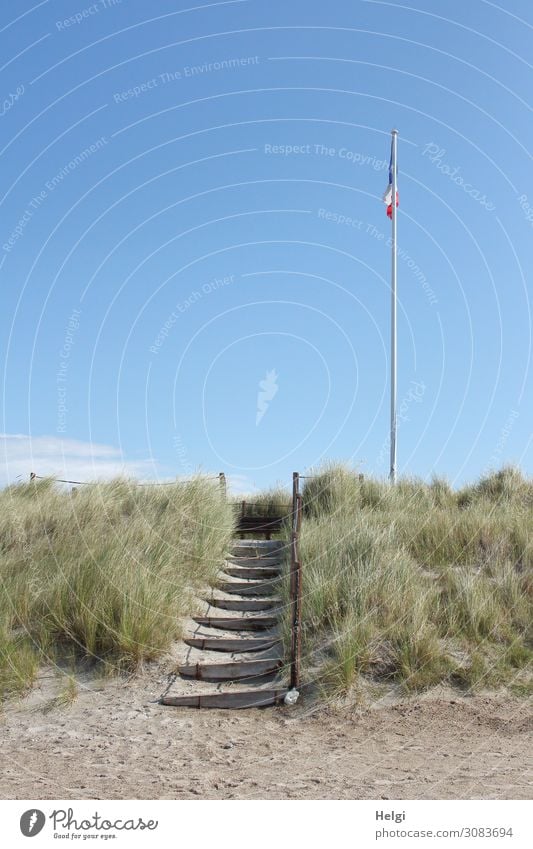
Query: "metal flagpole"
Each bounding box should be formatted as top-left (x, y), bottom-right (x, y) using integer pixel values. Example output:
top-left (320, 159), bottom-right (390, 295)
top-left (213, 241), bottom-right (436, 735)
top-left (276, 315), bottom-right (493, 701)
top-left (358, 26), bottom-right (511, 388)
top-left (390, 128), bottom-right (399, 484)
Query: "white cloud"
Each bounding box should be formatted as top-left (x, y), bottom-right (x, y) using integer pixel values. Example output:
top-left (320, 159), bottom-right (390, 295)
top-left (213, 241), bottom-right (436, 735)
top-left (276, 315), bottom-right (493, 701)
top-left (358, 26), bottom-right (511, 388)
top-left (0, 434), bottom-right (262, 493)
top-left (0, 434), bottom-right (158, 486)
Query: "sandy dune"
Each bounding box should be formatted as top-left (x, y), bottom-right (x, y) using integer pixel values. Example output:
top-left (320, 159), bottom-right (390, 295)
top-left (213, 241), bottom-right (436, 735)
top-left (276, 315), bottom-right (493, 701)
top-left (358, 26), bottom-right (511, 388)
top-left (1, 659), bottom-right (531, 800)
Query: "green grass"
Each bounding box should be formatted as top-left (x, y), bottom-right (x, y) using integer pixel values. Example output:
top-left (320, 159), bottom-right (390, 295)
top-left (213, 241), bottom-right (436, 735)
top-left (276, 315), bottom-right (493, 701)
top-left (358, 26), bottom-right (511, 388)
top-left (42, 673), bottom-right (79, 713)
top-left (281, 463), bottom-right (533, 698)
top-left (232, 488), bottom-right (292, 519)
top-left (3, 464), bottom-right (531, 705)
top-left (0, 476), bottom-right (234, 701)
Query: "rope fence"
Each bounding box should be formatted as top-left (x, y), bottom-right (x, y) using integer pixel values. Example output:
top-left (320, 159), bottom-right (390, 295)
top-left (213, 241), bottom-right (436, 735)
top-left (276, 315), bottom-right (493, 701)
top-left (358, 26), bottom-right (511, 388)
top-left (28, 472), bottom-right (224, 488)
top-left (26, 471), bottom-right (362, 490)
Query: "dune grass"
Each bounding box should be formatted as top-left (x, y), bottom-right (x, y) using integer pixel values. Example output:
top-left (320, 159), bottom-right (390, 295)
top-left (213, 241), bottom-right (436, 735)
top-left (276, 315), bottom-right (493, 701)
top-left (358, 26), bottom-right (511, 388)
top-left (232, 488), bottom-right (292, 519)
top-left (3, 464), bottom-right (531, 705)
top-left (282, 464), bottom-right (532, 698)
top-left (0, 476), bottom-right (234, 701)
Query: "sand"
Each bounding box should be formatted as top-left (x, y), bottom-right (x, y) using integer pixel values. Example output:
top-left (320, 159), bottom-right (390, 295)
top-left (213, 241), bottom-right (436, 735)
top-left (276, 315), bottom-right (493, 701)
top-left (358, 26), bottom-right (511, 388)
top-left (0, 659), bottom-right (531, 800)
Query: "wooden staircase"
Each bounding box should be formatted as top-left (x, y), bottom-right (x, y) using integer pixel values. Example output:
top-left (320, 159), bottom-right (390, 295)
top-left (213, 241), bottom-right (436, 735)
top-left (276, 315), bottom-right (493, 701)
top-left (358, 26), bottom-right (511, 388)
top-left (161, 540), bottom-right (290, 709)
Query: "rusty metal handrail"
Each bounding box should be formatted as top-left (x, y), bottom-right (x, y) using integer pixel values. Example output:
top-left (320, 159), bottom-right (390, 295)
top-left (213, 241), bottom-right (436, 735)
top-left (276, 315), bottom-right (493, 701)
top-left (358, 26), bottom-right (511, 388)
top-left (289, 471), bottom-right (303, 691)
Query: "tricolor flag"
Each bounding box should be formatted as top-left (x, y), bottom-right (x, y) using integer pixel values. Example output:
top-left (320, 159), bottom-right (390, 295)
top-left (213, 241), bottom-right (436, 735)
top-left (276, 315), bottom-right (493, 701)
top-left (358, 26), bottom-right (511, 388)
top-left (383, 141), bottom-right (399, 218)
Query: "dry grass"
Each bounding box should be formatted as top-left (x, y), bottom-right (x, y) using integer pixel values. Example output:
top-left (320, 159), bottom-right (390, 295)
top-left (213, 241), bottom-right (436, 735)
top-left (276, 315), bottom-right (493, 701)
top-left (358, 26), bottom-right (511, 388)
top-left (3, 465), bottom-right (531, 705)
top-left (232, 488), bottom-right (292, 519)
top-left (281, 464), bottom-right (532, 698)
top-left (0, 477), bottom-right (234, 701)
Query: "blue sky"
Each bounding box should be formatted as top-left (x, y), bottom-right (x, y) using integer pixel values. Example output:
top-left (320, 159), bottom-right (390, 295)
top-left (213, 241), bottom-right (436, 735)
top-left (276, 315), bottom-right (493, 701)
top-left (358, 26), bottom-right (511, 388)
top-left (1, 0), bottom-right (532, 491)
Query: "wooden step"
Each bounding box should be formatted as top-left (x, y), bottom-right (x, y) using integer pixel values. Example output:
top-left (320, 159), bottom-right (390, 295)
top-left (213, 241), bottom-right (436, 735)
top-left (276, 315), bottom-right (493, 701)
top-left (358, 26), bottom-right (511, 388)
top-left (230, 545), bottom-right (283, 558)
top-left (161, 689), bottom-right (288, 709)
top-left (206, 597), bottom-right (282, 612)
top-left (218, 580), bottom-right (278, 596)
top-left (184, 637), bottom-right (280, 653)
top-left (224, 567), bottom-right (281, 580)
top-left (227, 557), bottom-right (282, 567)
top-left (178, 659), bottom-right (282, 681)
top-left (232, 539), bottom-right (283, 546)
top-left (193, 615), bottom-right (278, 631)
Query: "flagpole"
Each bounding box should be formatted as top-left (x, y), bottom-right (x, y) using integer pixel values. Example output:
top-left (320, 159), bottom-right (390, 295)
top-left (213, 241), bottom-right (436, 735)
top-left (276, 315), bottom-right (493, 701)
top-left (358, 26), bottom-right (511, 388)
top-left (390, 128), bottom-right (399, 484)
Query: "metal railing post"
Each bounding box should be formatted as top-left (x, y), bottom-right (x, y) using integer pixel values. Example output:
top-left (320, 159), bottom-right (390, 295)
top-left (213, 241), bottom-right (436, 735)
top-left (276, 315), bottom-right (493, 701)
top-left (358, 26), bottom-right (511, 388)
top-left (290, 471), bottom-right (303, 691)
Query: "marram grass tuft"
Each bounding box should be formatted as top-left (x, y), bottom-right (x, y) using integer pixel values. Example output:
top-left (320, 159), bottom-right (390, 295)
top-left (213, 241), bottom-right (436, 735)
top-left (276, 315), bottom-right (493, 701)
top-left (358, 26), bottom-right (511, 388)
top-left (0, 477), bottom-right (234, 700)
top-left (281, 464), bottom-right (532, 698)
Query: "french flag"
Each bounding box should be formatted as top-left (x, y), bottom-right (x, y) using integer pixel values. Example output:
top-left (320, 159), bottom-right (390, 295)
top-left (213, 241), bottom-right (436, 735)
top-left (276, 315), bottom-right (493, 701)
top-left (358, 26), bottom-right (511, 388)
top-left (383, 142), bottom-right (399, 218)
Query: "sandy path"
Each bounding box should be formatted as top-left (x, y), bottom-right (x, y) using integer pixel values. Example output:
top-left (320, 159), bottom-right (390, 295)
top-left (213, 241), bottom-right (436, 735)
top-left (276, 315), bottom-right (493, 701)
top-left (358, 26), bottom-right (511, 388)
top-left (0, 663), bottom-right (531, 800)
